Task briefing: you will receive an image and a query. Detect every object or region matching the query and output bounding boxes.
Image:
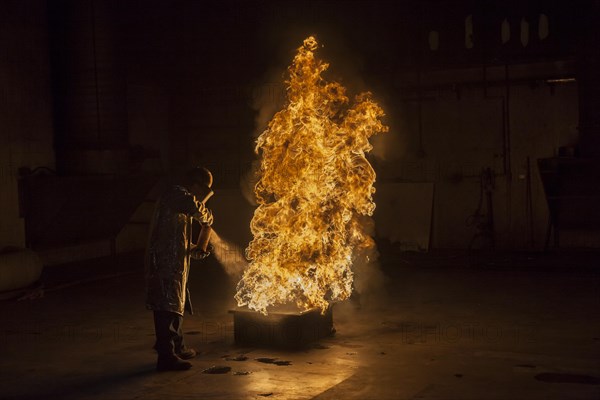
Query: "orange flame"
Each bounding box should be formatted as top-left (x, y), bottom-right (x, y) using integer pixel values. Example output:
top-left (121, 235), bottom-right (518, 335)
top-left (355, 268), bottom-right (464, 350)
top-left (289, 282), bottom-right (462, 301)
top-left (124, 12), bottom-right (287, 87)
top-left (235, 36), bottom-right (388, 314)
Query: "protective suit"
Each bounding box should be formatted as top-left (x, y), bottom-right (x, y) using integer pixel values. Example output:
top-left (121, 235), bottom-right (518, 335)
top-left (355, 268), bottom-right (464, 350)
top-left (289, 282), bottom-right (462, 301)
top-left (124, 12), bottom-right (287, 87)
top-left (145, 185), bottom-right (213, 316)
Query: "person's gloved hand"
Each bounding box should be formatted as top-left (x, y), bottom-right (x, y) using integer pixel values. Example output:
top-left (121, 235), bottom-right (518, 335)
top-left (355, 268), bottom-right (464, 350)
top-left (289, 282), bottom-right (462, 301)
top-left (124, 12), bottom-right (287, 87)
top-left (205, 209), bottom-right (214, 226)
top-left (193, 205), bottom-right (213, 226)
top-left (191, 247), bottom-right (210, 260)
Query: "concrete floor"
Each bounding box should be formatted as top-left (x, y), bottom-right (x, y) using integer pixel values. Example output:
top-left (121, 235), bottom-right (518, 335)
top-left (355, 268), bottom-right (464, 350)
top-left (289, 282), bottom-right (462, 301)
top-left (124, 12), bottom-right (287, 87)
top-left (0, 249), bottom-right (599, 399)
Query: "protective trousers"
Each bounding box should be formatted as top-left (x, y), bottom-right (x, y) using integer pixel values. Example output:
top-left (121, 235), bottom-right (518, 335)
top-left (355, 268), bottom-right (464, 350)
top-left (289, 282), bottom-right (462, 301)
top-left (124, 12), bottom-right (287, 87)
top-left (153, 310), bottom-right (185, 357)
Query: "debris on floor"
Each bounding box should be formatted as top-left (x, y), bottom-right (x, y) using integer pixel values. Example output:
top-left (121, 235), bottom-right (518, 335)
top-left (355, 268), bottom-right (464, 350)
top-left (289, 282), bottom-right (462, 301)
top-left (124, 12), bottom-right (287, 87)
top-left (255, 357), bottom-right (291, 366)
top-left (255, 357), bottom-right (276, 363)
top-left (202, 365), bottom-right (232, 374)
top-left (233, 371), bottom-right (251, 376)
top-left (225, 355), bottom-right (248, 361)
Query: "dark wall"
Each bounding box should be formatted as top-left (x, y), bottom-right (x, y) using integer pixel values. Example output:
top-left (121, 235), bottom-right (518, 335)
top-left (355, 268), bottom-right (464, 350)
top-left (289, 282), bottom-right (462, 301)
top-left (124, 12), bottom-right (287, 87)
top-left (2, 0), bottom-right (597, 250)
top-left (0, 0), bottom-right (54, 248)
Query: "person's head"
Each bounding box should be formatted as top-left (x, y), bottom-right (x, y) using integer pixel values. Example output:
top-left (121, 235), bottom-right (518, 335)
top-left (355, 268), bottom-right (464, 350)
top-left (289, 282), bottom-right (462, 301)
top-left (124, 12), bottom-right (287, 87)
top-left (184, 166), bottom-right (213, 202)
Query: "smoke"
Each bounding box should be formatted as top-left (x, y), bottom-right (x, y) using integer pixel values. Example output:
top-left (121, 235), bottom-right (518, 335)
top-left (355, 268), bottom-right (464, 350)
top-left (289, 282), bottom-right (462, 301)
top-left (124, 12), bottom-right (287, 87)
top-left (209, 230), bottom-right (247, 281)
top-left (370, 119), bottom-right (406, 162)
top-left (239, 68), bottom-right (287, 207)
top-left (239, 160), bottom-right (260, 206)
top-left (251, 68), bottom-right (287, 139)
top-left (314, 31), bottom-right (404, 163)
top-left (350, 216), bottom-right (387, 311)
top-left (334, 234), bottom-right (387, 325)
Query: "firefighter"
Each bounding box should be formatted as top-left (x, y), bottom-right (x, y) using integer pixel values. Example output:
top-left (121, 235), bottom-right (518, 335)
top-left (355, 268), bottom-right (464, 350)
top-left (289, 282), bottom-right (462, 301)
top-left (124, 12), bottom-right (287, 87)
top-left (145, 167), bottom-right (214, 371)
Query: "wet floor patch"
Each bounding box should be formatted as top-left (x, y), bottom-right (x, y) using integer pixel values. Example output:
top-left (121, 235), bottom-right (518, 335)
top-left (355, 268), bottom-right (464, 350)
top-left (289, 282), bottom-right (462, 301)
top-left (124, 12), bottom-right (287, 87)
top-left (534, 373), bottom-right (600, 385)
top-left (202, 365), bottom-right (232, 374)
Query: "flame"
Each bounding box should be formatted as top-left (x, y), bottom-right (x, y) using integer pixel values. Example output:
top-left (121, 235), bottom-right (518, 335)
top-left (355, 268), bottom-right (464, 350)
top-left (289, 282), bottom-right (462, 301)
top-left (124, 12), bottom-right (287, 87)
top-left (235, 36), bottom-right (388, 314)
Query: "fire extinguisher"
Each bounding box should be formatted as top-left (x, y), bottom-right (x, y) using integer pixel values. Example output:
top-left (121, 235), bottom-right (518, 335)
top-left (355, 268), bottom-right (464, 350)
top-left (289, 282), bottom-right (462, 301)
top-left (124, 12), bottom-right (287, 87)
top-left (196, 189), bottom-right (214, 254)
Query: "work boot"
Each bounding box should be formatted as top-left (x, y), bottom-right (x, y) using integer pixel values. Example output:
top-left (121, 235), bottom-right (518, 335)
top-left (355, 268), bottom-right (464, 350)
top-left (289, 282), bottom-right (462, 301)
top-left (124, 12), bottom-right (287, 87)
top-left (176, 347), bottom-right (197, 360)
top-left (156, 355), bottom-right (192, 372)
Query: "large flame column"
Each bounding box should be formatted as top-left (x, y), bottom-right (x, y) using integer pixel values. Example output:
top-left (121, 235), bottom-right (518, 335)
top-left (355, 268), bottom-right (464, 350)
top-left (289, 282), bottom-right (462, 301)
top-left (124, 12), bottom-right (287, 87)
top-left (236, 36), bottom-right (388, 315)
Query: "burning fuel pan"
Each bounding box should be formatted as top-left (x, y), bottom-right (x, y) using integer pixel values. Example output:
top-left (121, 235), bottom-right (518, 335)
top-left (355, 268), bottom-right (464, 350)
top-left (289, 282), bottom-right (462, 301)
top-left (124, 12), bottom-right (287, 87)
top-left (229, 306), bottom-right (334, 348)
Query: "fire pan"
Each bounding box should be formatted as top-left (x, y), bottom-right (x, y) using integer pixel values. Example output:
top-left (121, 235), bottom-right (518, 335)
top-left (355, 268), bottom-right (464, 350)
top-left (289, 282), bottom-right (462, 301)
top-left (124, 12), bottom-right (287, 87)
top-left (229, 306), bottom-right (334, 349)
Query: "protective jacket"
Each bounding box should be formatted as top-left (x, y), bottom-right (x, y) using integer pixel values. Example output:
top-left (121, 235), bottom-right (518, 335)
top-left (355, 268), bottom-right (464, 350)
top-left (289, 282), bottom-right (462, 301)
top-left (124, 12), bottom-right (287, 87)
top-left (145, 185), bottom-right (213, 316)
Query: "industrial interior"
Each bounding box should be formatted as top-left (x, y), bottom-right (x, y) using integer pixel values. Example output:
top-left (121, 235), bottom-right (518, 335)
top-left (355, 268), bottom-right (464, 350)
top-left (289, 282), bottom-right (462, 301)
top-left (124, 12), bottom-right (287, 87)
top-left (1, 0), bottom-right (599, 398)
